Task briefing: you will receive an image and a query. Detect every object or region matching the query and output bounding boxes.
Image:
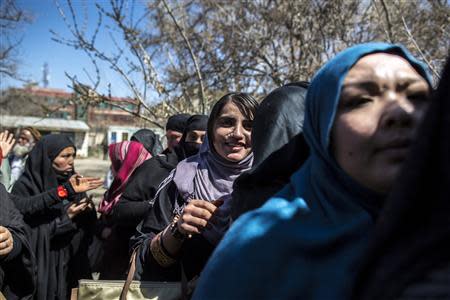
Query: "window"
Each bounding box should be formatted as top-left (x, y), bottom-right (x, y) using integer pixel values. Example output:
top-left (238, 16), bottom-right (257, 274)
top-left (122, 132), bottom-right (129, 141)
top-left (111, 132), bottom-right (117, 143)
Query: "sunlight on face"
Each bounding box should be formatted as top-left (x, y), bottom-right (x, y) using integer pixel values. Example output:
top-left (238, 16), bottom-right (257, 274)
top-left (331, 53), bottom-right (430, 194)
top-left (212, 101), bottom-right (253, 162)
top-left (52, 147), bottom-right (76, 174)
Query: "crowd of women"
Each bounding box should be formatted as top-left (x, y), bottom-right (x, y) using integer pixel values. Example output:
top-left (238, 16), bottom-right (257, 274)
top-left (0, 41), bottom-right (449, 300)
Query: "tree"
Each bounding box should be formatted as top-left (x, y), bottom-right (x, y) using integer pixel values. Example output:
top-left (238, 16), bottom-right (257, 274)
top-left (52, 0), bottom-right (211, 129)
top-left (54, 0), bottom-right (449, 126)
top-left (0, 0), bottom-right (31, 80)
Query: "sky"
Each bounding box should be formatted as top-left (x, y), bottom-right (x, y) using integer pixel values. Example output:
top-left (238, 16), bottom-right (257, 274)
top-left (1, 0), bottom-right (149, 97)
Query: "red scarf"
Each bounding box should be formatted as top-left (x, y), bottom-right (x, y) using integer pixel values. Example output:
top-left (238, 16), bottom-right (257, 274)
top-left (98, 141), bottom-right (152, 214)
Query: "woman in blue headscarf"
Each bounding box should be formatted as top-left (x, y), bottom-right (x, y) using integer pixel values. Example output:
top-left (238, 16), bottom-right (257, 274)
top-left (192, 42), bottom-right (432, 300)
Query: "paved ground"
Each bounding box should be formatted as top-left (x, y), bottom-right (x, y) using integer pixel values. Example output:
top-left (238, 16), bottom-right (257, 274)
top-left (74, 157), bottom-right (110, 206)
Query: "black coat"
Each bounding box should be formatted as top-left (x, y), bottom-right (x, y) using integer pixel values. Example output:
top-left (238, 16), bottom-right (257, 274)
top-left (96, 152), bottom-right (179, 280)
top-left (132, 180), bottom-right (214, 281)
top-left (0, 183), bottom-right (35, 300)
top-left (11, 135), bottom-right (96, 300)
top-left (112, 151), bottom-right (179, 227)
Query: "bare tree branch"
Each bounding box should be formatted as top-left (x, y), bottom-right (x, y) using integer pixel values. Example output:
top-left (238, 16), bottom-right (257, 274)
top-left (161, 0), bottom-right (207, 114)
top-left (401, 17), bottom-right (441, 80)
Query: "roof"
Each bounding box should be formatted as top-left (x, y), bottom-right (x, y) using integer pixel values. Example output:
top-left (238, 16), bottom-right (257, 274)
top-left (0, 115), bottom-right (90, 132)
top-left (12, 86), bottom-right (137, 104)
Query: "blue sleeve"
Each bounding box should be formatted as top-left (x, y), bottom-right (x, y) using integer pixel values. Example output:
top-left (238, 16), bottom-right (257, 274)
top-left (192, 210), bottom-right (268, 299)
top-left (193, 196), bottom-right (310, 300)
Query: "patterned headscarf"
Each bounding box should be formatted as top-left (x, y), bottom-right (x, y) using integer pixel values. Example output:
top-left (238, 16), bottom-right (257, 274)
top-left (98, 141), bottom-right (152, 214)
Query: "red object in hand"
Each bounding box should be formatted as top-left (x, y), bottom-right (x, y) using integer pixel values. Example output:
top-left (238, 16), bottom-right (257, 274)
top-left (57, 185), bottom-right (68, 199)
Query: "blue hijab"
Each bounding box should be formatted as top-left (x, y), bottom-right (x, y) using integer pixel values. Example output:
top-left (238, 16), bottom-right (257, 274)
top-left (193, 43), bottom-right (431, 300)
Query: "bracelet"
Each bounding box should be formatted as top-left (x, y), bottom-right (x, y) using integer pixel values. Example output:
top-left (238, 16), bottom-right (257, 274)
top-left (170, 214), bottom-right (187, 241)
top-left (150, 233), bottom-right (177, 267)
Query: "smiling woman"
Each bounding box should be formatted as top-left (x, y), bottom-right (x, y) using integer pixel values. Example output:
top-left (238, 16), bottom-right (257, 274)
top-left (132, 93), bottom-right (259, 283)
top-left (210, 95), bottom-right (254, 162)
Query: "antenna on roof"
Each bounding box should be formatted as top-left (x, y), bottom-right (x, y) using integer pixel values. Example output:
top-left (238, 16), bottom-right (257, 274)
top-left (42, 63), bottom-right (50, 88)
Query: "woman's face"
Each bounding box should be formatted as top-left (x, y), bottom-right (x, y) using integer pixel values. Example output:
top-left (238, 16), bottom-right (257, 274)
top-left (52, 147), bottom-right (76, 174)
top-left (331, 53), bottom-right (430, 194)
top-left (212, 101), bottom-right (252, 162)
top-left (185, 130), bottom-right (206, 144)
top-left (166, 130), bottom-right (183, 151)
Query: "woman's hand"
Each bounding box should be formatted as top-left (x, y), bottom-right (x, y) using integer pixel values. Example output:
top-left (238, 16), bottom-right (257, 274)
top-left (67, 198), bottom-right (92, 219)
top-left (0, 130), bottom-right (15, 158)
top-left (177, 199), bottom-right (222, 236)
top-left (0, 226), bottom-right (14, 257)
top-left (69, 174), bottom-right (103, 193)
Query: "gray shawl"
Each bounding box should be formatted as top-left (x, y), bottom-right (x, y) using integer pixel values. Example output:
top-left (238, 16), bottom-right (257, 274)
top-left (172, 136), bottom-right (253, 244)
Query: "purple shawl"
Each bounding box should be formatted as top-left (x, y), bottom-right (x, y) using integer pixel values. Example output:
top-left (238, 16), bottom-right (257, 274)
top-left (172, 136), bottom-right (253, 245)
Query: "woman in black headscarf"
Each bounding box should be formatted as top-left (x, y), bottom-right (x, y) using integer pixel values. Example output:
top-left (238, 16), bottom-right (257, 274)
top-left (11, 134), bottom-right (99, 300)
top-left (0, 183), bottom-right (35, 300)
top-left (231, 82), bottom-right (310, 219)
top-left (164, 113), bottom-right (191, 153)
top-left (352, 58), bottom-right (450, 299)
top-left (131, 129), bottom-right (163, 156)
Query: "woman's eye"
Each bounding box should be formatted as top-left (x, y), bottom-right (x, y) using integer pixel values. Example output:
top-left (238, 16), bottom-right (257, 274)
top-left (220, 118), bottom-right (234, 127)
top-left (242, 120), bottom-right (253, 131)
top-left (341, 97), bottom-right (372, 110)
top-left (408, 92), bottom-right (428, 103)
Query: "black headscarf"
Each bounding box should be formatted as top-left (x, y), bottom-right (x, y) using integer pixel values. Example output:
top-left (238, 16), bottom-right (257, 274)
top-left (12, 134), bottom-right (76, 196)
top-left (165, 113), bottom-right (190, 132)
top-left (174, 114), bottom-right (208, 159)
top-left (231, 83), bottom-right (310, 219)
top-left (0, 183), bottom-right (35, 299)
top-left (352, 58), bottom-right (450, 299)
top-left (251, 81), bottom-right (309, 166)
top-left (131, 129), bottom-right (163, 156)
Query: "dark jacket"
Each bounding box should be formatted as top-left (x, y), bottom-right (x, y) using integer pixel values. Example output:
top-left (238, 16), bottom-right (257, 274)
top-left (0, 184), bottom-right (35, 300)
top-left (132, 179), bottom-right (215, 281)
top-left (97, 151), bottom-right (179, 280)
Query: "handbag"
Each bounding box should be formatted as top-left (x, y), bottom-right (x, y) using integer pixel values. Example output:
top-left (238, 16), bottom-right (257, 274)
top-left (71, 246), bottom-right (183, 300)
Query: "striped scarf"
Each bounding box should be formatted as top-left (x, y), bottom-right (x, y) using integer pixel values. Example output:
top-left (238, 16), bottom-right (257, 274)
top-left (99, 140), bottom-right (152, 214)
